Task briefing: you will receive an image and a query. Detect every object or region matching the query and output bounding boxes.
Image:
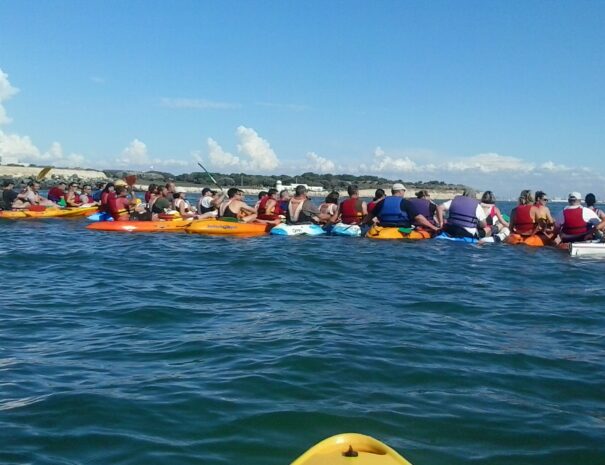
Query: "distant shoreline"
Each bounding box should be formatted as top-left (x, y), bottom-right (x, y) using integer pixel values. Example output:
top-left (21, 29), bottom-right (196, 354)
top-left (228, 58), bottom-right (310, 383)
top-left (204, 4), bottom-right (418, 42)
top-left (0, 165), bottom-right (465, 200)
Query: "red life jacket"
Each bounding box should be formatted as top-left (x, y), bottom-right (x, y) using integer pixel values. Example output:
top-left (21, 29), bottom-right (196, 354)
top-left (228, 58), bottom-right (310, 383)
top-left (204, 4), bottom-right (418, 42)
top-left (108, 196), bottom-right (129, 220)
top-left (562, 207), bottom-right (589, 235)
top-left (368, 201), bottom-right (377, 214)
top-left (340, 198), bottom-right (363, 224)
top-left (513, 205), bottom-right (534, 234)
top-left (257, 196), bottom-right (282, 220)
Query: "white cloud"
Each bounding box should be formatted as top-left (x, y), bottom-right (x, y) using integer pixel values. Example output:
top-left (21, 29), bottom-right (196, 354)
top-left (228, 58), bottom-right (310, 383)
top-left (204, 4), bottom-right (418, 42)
top-left (306, 151), bottom-right (335, 173)
top-left (206, 126), bottom-right (280, 172)
top-left (369, 146), bottom-right (419, 173)
top-left (444, 153), bottom-right (535, 173)
top-left (540, 161), bottom-right (570, 172)
top-left (115, 138), bottom-right (191, 169)
top-left (0, 69), bottom-right (20, 125)
top-left (161, 98), bottom-right (241, 110)
top-left (0, 130), bottom-right (39, 158)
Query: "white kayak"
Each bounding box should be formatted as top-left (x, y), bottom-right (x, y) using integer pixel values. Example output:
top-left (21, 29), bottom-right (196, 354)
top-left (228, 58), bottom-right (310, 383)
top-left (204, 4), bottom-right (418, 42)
top-left (270, 223), bottom-right (326, 236)
top-left (569, 241), bottom-right (605, 257)
top-left (330, 223), bottom-right (362, 237)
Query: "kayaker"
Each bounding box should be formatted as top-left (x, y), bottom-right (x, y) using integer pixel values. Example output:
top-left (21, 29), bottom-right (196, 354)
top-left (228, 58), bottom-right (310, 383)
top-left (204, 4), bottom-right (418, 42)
top-left (79, 184), bottom-right (96, 205)
top-left (367, 189), bottom-right (385, 214)
top-left (219, 188), bottom-right (257, 222)
top-left (318, 191), bottom-right (340, 224)
top-left (585, 193), bottom-right (605, 220)
top-left (364, 183), bottom-right (439, 233)
top-left (92, 182), bottom-right (105, 202)
top-left (47, 181), bottom-right (67, 203)
top-left (65, 182), bottom-right (82, 207)
top-left (257, 188), bottom-right (284, 221)
top-left (255, 191), bottom-right (268, 210)
top-left (165, 182), bottom-right (177, 206)
top-left (197, 187), bottom-right (222, 218)
top-left (509, 189), bottom-right (536, 236)
top-left (407, 189), bottom-right (443, 228)
top-left (100, 182), bottom-right (115, 213)
top-left (151, 185), bottom-right (171, 214)
top-left (555, 192), bottom-right (604, 243)
top-left (339, 185), bottom-right (367, 225)
top-left (173, 192), bottom-right (196, 219)
top-left (1, 180), bottom-right (22, 210)
top-left (286, 185), bottom-right (328, 225)
top-left (144, 184), bottom-right (157, 203)
top-left (531, 191), bottom-right (556, 240)
top-left (23, 181), bottom-right (55, 207)
top-left (278, 189), bottom-right (290, 212)
top-left (441, 188), bottom-right (487, 239)
top-left (108, 185), bottom-right (136, 221)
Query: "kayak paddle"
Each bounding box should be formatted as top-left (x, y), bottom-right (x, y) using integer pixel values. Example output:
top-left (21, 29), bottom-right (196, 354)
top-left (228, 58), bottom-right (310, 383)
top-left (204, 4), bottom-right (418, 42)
top-left (36, 166), bottom-right (52, 181)
top-left (197, 162), bottom-right (224, 192)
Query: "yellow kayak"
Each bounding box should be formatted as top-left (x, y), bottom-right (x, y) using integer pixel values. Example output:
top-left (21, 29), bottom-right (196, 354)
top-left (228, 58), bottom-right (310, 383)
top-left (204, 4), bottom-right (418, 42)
top-left (62, 206), bottom-right (100, 218)
top-left (0, 210), bottom-right (27, 219)
top-left (23, 208), bottom-right (76, 218)
top-left (291, 433), bottom-right (413, 465)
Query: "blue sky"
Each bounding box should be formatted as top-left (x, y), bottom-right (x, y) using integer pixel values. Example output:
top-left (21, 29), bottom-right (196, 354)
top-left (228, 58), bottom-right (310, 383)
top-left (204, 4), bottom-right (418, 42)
top-left (0, 0), bottom-right (604, 197)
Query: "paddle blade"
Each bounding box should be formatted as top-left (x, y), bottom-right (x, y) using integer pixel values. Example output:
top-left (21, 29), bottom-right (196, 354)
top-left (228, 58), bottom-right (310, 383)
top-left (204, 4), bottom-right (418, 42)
top-left (125, 175), bottom-right (137, 186)
top-left (36, 166), bottom-right (52, 181)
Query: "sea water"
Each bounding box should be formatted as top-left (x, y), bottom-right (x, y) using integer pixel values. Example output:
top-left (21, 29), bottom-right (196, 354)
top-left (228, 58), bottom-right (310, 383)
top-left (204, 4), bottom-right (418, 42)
top-left (0, 201), bottom-right (604, 465)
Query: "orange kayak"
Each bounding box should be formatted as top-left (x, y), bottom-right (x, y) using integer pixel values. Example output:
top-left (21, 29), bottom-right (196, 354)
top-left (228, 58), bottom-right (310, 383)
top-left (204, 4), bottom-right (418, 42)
top-left (87, 219), bottom-right (192, 232)
top-left (186, 219), bottom-right (272, 236)
top-left (505, 233), bottom-right (549, 247)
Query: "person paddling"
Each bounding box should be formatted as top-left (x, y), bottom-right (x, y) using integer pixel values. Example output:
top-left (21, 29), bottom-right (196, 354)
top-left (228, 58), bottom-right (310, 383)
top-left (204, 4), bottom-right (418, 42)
top-left (318, 191), bottom-right (340, 225)
top-left (286, 185), bottom-right (329, 225)
top-left (367, 189), bottom-right (385, 215)
top-left (219, 188), bottom-right (258, 223)
top-left (478, 191), bottom-right (510, 242)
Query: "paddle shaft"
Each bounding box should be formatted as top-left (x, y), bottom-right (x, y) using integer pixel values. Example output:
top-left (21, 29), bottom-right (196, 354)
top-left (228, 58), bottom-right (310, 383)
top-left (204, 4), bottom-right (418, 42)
top-left (197, 162), bottom-right (223, 192)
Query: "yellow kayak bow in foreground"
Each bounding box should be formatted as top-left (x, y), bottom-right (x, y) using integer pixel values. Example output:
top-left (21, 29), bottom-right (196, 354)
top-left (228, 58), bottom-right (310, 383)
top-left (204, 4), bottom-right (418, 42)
top-left (291, 433), bottom-right (413, 465)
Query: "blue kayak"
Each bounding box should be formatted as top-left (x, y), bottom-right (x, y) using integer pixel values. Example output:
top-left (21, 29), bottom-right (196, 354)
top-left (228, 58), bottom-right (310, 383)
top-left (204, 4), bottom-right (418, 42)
top-left (87, 212), bottom-right (114, 222)
top-left (434, 232), bottom-right (478, 244)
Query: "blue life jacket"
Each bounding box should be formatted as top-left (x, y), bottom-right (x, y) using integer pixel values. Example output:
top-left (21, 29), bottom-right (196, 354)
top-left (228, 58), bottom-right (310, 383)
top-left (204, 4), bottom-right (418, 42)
top-left (92, 190), bottom-right (102, 202)
top-left (407, 198), bottom-right (436, 225)
top-left (378, 196), bottom-right (410, 226)
top-left (448, 196), bottom-right (479, 228)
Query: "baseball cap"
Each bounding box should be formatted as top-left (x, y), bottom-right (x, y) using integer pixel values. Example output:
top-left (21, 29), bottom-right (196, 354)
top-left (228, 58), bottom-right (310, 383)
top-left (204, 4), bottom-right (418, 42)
top-left (114, 179), bottom-right (128, 187)
top-left (392, 183), bottom-right (406, 191)
top-left (568, 192), bottom-right (581, 200)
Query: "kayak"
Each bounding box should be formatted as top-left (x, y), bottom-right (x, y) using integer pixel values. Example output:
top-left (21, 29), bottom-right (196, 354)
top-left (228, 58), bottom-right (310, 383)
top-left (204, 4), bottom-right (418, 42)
top-left (505, 233), bottom-right (549, 247)
top-left (329, 223), bottom-right (362, 237)
top-left (569, 241), bottom-right (605, 257)
top-left (270, 223), bottom-right (326, 236)
top-left (366, 225), bottom-right (431, 240)
top-left (186, 219), bottom-right (272, 236)
top-left (0, 210), bottom-right (27, 219)
top-left (87, 212), bottom-right (114, 222)
top-left (87, 219), bottom-right (192, 232)
top-left (62, 206), bottom-right (100, 218)
top-left (291, 433), bottom-right (413, 465)
top-left (23, 208), bottom-right (76, 218)
top-left (434, 232), bottom-right (478, 243)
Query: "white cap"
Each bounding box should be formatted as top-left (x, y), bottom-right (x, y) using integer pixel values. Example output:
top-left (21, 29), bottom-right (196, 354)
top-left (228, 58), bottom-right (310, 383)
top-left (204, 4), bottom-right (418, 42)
top-left (392, 183), bottom-right (406, 191)
top-left (568, 192), bottom-right (582, 200)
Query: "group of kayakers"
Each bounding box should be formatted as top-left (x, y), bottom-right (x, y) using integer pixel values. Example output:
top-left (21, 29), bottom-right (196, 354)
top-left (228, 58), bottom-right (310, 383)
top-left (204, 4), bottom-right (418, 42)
top-left (3, 178), bottom-right (604, 244)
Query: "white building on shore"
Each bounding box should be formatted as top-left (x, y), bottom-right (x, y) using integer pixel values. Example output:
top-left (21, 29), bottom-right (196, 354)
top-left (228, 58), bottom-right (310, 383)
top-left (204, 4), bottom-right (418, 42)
top-left (275, 180), bottom-right (324, 193)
